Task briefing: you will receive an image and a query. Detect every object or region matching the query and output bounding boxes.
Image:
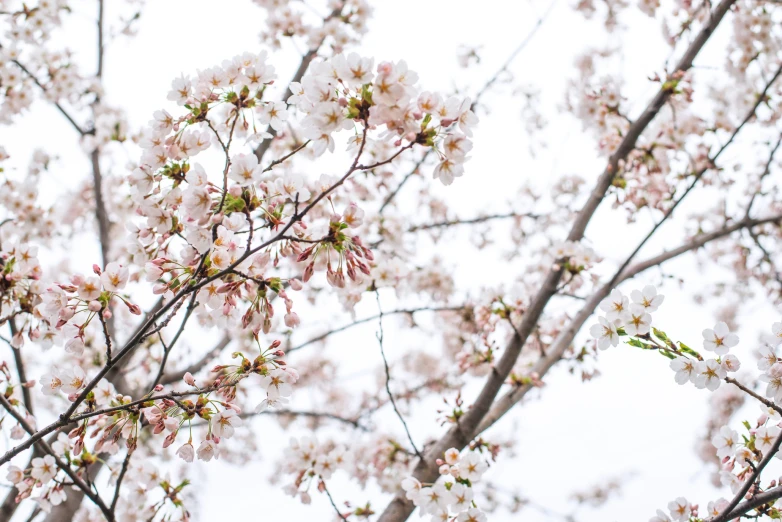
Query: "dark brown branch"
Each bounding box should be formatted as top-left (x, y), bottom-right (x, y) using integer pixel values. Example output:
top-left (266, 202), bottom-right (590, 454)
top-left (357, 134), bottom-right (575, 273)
top-left (477, 213), bottom-right (782, 433)
top-left (376, 2), bottom-right (737, 519)
top-left (475, 59), bottom-right (782, 436)
top-left (721, 485), bottom-right (782, 520)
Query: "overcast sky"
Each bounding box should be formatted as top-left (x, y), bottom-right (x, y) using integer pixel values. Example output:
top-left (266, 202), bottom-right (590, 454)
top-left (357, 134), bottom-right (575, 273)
top-left (2, 0), bottom-right (776, 521)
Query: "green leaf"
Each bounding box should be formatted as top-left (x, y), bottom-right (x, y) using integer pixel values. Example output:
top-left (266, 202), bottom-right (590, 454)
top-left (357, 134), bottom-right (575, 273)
top-left (678, 342), bottom-right (701, 358)
top-left (652, 327), bottom-right (669, 343)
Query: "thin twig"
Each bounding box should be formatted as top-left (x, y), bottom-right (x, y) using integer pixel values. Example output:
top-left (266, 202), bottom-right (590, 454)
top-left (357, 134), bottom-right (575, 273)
top-left (322, 480), bottom-right (349, 522)
top-left (288, 306), bottom-right (465, 353)
top-left (470, 0), bottom-right (560, 110)
top-left (109, 448), bottom-right (133, 513)
top-left (375, 290), bottom-right (423, 459)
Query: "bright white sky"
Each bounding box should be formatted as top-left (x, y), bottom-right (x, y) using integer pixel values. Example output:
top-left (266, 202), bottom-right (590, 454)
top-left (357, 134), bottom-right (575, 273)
top-left (2, 0), bottom-right (778, 521)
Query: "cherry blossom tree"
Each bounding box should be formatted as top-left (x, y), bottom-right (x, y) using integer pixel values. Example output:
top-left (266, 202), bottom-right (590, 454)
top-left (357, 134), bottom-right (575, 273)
top-left (1, 0), bottom-right (782, 521)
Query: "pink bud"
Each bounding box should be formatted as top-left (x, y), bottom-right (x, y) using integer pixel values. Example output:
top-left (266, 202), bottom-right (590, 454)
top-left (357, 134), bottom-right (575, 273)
top-left (284, 312), bottom-right (300, 328)
top-left (184, 372), bottom-right (196, 386)
top-left (154, 384), bottom-right (164, 391)
top-left (88, 300), bottom-right (102, 312)
top-left (303, 263), bottom-right (314, 282)
top-left (162, 431), bottom-right (177, 448)
top-left (92, 264), bottom-right (102, 275)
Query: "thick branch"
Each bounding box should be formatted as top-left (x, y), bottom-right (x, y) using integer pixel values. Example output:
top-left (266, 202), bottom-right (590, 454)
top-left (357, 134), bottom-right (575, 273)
top-left (477, 213), bottom-right (782, 434)
top-left (90, 149), bottom-right (111, 266)
top-left (376, 2), bottom-right (737, 519)
top-left (721, 485), bottom-right (782, 520)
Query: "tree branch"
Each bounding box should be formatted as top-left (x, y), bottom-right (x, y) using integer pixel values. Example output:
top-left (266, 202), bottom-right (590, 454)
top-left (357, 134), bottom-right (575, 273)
top-left (477, 213), bottom-right (782, 434)
top-left (376, 2), bottom-right (737, 518)
top-left (375, 290), bottom-right (423, 459)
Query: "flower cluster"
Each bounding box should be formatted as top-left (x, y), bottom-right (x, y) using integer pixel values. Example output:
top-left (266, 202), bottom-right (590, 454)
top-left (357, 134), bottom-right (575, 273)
top-left (253, 0), bottom-right (373, 53)
top-left (289, 52), bottom-right (477, 184)
top-left (649, 497), bottom-right (701, 521)
top-left (669, 322), bottom-right (741, 392)
top-left (6, 455), bottom-right (67, 513)
top-left (34, 262), bottom-right (135, 354)
top-left (757, 323), bottom-right (782, 403)
top-left (281, 436), bottom-right (354, 505)
top-left (645, 320), bottom-right (782, 519)
top-left (589, 286), bottom-right (665, 349)
top-left (0, 242), bottom-right (43, 349)
top-left (551, 239), bottom-right (601, 273)
top-left (401, 448), bottom-right (488, 522)
top-left (590, 286), bottom-right (745, 392)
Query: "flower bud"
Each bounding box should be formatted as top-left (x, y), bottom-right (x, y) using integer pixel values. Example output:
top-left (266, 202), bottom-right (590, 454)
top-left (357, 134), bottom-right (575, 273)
top-left (284, 312), bottom-right (300, 328)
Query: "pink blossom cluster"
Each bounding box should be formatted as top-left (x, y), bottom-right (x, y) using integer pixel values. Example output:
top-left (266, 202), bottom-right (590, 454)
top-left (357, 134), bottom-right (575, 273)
top-left (401, 448), bottom-right (489, 522)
